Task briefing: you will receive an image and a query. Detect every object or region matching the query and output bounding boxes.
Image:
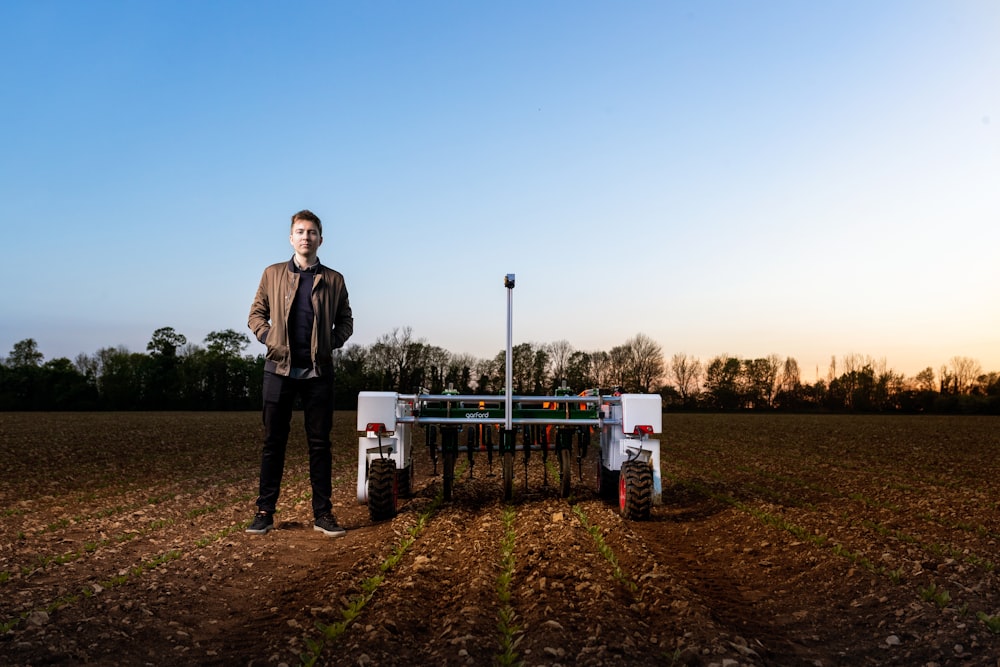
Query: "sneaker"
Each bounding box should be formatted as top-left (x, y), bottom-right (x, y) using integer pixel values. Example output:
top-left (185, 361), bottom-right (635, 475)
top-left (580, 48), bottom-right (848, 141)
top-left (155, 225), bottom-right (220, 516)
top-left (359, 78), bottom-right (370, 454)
top-left (314, 513), bottom-right (346, 538)
top-left (246, 511), bottom-right (274, 534)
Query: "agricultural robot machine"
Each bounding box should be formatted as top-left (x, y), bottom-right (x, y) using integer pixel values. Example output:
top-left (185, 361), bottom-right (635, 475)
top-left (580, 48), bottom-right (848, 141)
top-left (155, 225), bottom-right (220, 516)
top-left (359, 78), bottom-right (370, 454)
top-left (355, 274), bottom-right (663, 521)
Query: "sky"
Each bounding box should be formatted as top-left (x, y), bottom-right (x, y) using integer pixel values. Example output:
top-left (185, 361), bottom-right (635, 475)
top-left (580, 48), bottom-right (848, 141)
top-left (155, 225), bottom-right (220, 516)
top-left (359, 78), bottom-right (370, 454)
top-left (1, 1), bottom-right (998, 382)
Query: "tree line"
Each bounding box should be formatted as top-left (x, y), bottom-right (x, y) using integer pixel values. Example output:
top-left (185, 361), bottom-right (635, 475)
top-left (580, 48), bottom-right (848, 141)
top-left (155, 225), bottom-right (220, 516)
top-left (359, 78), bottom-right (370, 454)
top-left (1, 327), bottom-right (998, 414)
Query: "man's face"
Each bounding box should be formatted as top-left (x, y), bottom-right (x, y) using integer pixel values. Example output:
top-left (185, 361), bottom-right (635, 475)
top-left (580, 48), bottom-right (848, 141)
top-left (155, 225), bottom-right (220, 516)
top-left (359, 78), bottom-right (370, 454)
top-left (289, 219), bottom-right (323, 258)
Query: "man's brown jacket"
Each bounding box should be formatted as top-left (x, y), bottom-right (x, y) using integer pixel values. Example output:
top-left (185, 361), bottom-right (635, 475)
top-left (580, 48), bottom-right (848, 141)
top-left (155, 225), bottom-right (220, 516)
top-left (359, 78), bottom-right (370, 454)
top-left (248, 258), bottom-right (353, 376)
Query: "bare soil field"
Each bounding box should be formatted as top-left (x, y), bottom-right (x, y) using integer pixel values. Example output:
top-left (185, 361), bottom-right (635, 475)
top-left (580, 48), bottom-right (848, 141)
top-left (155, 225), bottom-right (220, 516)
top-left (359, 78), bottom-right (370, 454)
top-left (1, 411), bottom-right (999, 666)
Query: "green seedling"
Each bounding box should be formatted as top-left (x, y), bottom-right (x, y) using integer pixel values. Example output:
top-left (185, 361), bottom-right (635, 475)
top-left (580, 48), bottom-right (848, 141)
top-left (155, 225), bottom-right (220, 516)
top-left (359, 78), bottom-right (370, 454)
top-left (2, 548), bottom-right (183, 635)
top-left (45, 518), bottom-right (71, 532)
top-left (147, 492), bottom-right (175, 505)
top-left (977, 612), bottom-right (1000, 634)
top-left (572, 505), bottom-right (637, 594)
top-left (495, 505), bottom-right (523, 667)
top-left (299, 469), bottom-right (453, 667)
top-left (920, 583), bottom-right (951, 608)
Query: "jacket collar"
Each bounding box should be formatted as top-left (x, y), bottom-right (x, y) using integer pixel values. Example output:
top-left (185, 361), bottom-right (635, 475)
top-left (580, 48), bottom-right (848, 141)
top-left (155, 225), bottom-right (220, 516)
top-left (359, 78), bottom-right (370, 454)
top-left (287, 257), bottom-right (321, 274)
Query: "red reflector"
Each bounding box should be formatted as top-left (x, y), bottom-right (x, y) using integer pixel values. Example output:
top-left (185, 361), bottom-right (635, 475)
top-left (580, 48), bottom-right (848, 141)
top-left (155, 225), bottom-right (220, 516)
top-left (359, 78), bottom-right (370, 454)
top-left (633, 424), bottom-right (653, 435)
top-left (366, 422), bottom-right (386, 434)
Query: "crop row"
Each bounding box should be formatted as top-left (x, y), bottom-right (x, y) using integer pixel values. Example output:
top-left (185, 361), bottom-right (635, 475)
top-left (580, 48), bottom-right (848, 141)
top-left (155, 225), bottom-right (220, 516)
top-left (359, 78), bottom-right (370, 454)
top-left (296, 461), bottom-right (674, 666)
top-left (0, 461), bottom-right (340, 634)
top-left (663, 467), bottom-right (1000, 637)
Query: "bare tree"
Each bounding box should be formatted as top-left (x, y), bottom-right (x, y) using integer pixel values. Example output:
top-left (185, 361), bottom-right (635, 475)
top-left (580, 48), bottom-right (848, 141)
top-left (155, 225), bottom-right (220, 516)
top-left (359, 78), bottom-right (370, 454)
top-left (424, 345), bottom-right (453, 392)
top-left (547, 340), bottom-right (573, 385)
top-left (608, 344), bottom-right (630, 390)
top-left (763, 353), bottom-right (782, 406)
top-left (618, 333), bottom-right (664, 393)
top-left (774, 356), bottom-right (803, 408)
top-left (841, 353), bottom-right (864, 376)
top-left (589, 350), bottom-right (613, 389)
top-left (368, 326), bottom-right (432, 391)
top-left (948, 356), bottom-right (982, 395)
top-left (74, 352), bottom-right (97, 379)
top-left (778, 357), bottom-right (801, 394)
top-left (668, 353), bottom-right (702, 404)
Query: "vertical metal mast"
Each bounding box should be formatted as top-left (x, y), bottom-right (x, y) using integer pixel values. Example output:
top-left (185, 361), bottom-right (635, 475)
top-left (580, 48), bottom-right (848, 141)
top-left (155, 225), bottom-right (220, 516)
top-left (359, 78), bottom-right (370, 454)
top-left (503, 273), bottom-right (515, 430)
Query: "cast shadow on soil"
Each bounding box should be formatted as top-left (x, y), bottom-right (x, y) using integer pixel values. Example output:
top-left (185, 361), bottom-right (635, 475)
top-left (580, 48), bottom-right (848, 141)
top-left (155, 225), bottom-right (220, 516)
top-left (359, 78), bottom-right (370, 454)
top-left (648, 484), bottom-right (729, 523)
top-left (395, 470), bottom-right (732, 527)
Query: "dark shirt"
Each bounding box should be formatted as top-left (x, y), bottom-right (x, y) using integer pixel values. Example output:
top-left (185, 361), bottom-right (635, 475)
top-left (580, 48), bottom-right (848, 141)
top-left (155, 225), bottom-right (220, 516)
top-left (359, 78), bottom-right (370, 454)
top-left (288, 260), bottom-right (317, 372)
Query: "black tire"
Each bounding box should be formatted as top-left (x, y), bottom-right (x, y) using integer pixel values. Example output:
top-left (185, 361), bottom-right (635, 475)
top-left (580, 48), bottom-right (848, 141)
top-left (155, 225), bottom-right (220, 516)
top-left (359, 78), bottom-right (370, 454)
top-left (619, 459), bottom-right (652, 520)
top-left (501, 451), bottom-right (514, 501)
top-left (558, 447), bottom-right (572, 498)
top-left (443, 448), bottom-right (456, 501)
top-left (368, 458), bottom-right (397, 521)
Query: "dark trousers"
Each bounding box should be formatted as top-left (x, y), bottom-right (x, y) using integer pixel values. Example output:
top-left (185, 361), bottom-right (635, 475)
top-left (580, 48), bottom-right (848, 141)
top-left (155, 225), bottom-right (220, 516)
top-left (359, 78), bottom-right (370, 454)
top-left (256, 371), bottom-right (334, 519)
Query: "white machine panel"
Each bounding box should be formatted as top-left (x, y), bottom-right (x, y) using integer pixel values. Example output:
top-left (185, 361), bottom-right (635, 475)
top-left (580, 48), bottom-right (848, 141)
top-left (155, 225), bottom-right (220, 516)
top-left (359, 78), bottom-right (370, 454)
top-left (357, 391), bottom-right (399, 432)
top-left (620, 394), bottom-right (662, 434)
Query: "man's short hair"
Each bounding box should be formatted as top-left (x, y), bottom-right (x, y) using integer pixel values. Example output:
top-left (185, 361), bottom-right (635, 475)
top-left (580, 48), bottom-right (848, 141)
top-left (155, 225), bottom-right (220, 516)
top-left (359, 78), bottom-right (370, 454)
top-left (291, 209), bottom-right (322, 236)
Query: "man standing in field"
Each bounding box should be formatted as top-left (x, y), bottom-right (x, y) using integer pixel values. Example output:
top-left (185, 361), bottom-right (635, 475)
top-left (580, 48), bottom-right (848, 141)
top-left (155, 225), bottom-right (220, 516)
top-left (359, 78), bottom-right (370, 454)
top-left (246, 209), bottom-right (354, 537)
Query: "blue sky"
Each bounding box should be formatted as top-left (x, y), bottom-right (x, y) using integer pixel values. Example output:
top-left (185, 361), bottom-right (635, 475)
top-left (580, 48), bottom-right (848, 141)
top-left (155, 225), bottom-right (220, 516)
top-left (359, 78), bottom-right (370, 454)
top-left (1, 1), bottom-right (998, 381)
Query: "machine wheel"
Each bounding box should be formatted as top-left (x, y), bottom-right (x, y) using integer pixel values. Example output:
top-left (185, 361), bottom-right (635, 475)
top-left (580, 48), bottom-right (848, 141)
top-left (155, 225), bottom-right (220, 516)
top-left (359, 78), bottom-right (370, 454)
top-left (618, 459), bottom-right (652, 520)
top-left (501, 451), bottom-right (514, 501)
top-left (558, 448), bottom-right (572, 498)
top-left (597, 460), bottom-right (620, 503)
top-left (368, 458), bottom-right (397, 522)
top-left (442, 448), bottom-right (456, 501)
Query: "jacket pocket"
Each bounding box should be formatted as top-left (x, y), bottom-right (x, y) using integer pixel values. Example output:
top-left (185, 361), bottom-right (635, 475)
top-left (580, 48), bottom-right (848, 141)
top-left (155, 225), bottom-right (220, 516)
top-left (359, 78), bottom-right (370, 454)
top-left (266, 344), bottom-right (289, 364)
